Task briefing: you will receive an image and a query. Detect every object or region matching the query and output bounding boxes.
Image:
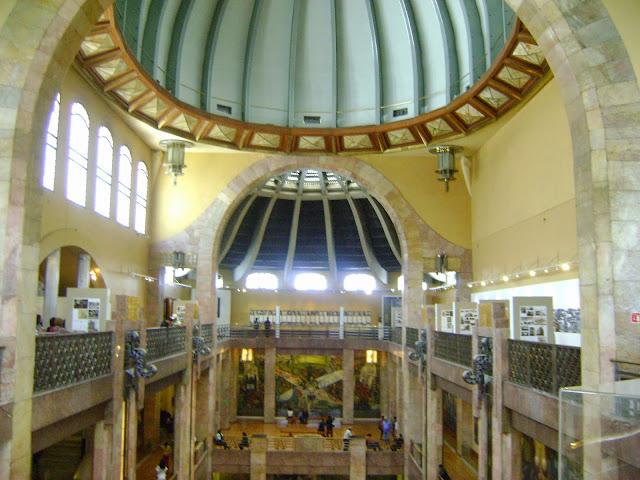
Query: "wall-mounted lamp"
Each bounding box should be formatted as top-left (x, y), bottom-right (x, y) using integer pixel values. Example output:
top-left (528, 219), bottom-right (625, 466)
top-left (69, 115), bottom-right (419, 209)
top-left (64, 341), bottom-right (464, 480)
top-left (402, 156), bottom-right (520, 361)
top-left (366, 350), bottom-right (377, 364)
top-left (160, 139), bottom-right (193, 186)
top-left (429, 145), bottom-right (462, 192)
top-left (241, 348), bottom-right (254, 362)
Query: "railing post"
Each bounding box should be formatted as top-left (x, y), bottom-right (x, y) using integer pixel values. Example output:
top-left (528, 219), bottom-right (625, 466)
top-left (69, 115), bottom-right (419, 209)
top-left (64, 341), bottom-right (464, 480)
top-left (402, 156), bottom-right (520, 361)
top-left (339, 307), bottom-right (345, 339)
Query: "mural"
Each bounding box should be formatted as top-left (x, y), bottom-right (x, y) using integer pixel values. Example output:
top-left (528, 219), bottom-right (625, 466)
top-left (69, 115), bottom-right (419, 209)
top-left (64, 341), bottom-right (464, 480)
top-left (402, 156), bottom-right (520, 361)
top-left (521, 434), bottom-right (582, 480)
top-left (276, 355), bottom-right (343, 417)
top-left (237, 354), bottom-right (265, 416)
top-left (443, 391), bottom-right (457, 434)
top-left (354, 350), bottom-right (380, 418)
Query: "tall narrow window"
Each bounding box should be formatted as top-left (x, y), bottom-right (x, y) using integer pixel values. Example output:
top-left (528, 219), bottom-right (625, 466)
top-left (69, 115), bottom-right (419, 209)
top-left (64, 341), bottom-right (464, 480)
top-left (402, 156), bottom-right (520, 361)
top-left (42, 93), bottom-right (60, 191)
top-left (134, 162), bottom-right (148, 234)
top-left (116, 146), bottom-right (132, 226)
top-left (66, 102), bottom-right (90, 206)
top-left (95, 126), bottom-right (113, 218)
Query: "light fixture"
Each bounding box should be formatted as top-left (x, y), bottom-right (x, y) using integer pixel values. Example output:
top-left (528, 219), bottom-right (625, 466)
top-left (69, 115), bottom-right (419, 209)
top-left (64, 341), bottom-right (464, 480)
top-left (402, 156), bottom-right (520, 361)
top-left (480, 281), bottom-right (486, 287)
top-left (160, 139), bottom-right (193, 186)
top-left (529, 270), bottom-right (536, 277)
top-left (561, 263), bottom-right (570, 271)
top-left (502, 275), bottom-right (509, 282)
top-left (366, 350), bottom-right (378, 364)
top-left (241, 348), bottom-right (253, 362)
top-left (429, 145), bottom-right (462, 192)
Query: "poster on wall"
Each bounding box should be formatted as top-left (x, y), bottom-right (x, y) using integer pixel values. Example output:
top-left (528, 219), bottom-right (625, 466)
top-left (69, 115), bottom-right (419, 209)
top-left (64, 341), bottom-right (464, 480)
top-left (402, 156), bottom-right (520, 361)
top-left (72, 298), bottom-right (100, 332)
top-left (441, 310), bottom-right (454, 332)
top-left (459, 308), bottom-right (478, 333)
top-left (519, 306), bottom-right (547, 339)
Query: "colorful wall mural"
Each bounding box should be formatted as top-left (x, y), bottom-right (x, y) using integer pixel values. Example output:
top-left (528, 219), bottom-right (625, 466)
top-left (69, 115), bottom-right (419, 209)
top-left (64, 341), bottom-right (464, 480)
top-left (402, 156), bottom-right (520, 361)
top-left (276, 355), bottom-right (343, 417)
top-left (354, 350), bottom-right (380, 418)
top-left (521, 434), bottom-right (582, 480)
top-left (237, 354), bottom-right (265, 416)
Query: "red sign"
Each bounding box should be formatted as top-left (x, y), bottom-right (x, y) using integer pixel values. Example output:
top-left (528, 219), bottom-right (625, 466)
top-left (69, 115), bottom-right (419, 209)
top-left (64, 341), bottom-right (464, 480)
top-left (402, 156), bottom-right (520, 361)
top-left (632, 313), bottom-right (640, 323)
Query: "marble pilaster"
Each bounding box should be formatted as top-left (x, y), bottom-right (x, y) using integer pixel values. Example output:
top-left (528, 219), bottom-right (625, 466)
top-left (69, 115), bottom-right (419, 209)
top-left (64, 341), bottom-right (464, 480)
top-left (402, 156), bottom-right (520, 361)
top-left (43, 248), bottom-right (60, 321)
top-left (349, 436), bottom-right (367, 480)
top-left (126, 388), bottom-right (138, 480)
top-left (250, 434), bottom-right (267, 480)
top-left (264, 347), bottom-right (276, 423)
top-left (342, 348), bottom-right (354, 424)
top-left (77, 252), bottom-right (91, 288)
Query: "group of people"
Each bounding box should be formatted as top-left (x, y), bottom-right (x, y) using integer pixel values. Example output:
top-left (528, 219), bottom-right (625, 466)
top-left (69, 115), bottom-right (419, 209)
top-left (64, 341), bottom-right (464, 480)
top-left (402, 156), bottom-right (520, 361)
top-left (36, 315), bottom-right (69, 333)
top-left (377, 415), bottom-right (398, 443)
top-left (253, 317), bottom-right (272, 336)
top-left (316, 415), bottom-right (334, 436)
top-left (161, 314), bottom-right (182, 327)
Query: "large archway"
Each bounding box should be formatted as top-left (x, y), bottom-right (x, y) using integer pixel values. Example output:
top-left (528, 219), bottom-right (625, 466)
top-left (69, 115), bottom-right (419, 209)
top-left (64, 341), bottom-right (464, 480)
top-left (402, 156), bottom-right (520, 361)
top-left (0, 0), bottom-right (638, 477)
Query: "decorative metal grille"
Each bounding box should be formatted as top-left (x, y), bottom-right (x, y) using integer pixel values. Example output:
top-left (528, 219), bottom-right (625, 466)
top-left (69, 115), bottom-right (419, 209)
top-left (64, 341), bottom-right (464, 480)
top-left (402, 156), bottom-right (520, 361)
top-left (381, 327), bottom-right (391, 341)
top-left (146, 326), bottom-right (186, 362)
top-left (322, 438), bottom-right (343, 451)
top-left (391, 327), bottom-right (402, 345)
top-left (406, 327), bottom-right (419, 348)
top-left (344, 326), bottom-right (378, 339)
top-left (478, 336), bottom-right (493, 377)
top-left (124, 330), bottom-right (138, 369)
top-left (217, 324), bottom-right (230, 340)
top-left (508, 340), bottom-right (581, 395)
top-left (34, 332), bottom-right (112, 393)
top-left (201, 324), bottom-right (214, 347)
top-left (434, 331), bottom-right (472, 367)
top-left (267, 437), bottom-right (294, 451)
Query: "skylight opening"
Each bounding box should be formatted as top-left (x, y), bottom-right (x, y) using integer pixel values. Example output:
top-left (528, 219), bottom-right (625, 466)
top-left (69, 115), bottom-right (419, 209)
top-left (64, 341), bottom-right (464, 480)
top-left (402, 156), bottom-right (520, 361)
top-left (344, 273), bottom-right (376, 294)
top-left (294, 273), bottom-right (327, 291)
top-left (246, 272), bottom-right (278, 290)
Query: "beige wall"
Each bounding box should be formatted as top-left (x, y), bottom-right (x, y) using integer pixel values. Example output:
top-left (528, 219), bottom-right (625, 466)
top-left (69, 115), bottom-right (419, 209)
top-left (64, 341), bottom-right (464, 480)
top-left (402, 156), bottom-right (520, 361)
top-left (603, 0), bottom-right (640, 92)
top-left (40, 68), bottom-right (154, 308)
top-left (471, 78), bottom-right (577, 281)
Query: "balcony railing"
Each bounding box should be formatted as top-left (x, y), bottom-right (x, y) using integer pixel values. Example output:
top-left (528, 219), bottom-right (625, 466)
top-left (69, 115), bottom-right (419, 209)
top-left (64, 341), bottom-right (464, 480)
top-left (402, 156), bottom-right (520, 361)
top-left (34, 332), bottom-right (112, 393)
top-left (201, 323), bottom-right (214, 348)
top-left (508, 339), bottom-right (581, 395)
top-left (406, 327), bottom-right (419, 348)
top-left (433, 332), bottom-right (472, 367)
top-left (146, 326), bottom-right (187, 362)
top-left (343, 326), bottom-right (378, 339)
top-left (216, 325), bottom-right (385, 340)
top-left (390, 327), bottom-right (402, 345)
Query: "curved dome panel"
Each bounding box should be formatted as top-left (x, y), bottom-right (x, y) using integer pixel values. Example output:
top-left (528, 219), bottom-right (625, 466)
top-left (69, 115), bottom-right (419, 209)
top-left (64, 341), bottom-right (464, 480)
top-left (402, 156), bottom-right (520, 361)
top-left (113, 0), bottom-right (516, 129)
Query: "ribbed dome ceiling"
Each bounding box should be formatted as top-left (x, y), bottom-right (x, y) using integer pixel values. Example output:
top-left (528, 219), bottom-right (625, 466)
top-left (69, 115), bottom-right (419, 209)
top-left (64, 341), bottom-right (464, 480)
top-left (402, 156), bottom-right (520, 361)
top-left (219, 169), bottom-right (401, 285)
top-left (114, 0), bottom-right (515, 129)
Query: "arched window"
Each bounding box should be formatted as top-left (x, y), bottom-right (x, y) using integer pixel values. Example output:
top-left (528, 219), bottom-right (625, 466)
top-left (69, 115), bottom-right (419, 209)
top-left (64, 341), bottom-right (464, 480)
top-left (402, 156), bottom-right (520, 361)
top-left (344, 273), bottom-right (376, 293)
top-left (42, 93), bottom-right (60, 191)
top-left (66, 102), bottom-right (89, 206)
top-left (294, 273), bottom-right (327, 291)
top-left (95, 126), bottom-right (113, 217)
top-left (134, 162), bottom-right (148, 234)
top-left (116, 146), bottom-right (132, 226)
top-left (246, 272), bottom-right (278, 290)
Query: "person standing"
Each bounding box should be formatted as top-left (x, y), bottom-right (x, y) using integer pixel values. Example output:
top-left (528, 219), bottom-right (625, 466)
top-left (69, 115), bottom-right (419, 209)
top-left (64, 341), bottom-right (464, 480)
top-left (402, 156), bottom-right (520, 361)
top-left (382, 417), bottom-right (392, 444)
top-left (264, 317), bottom-right (271, 337)
top-left (393, 416), bottom-right (399, 438)
top-left (326, 415), bottom-right (334, 437)
top-left (342, 427), bottom-right (352, 451)
top-left (155, 459), bottom-right (168, 480)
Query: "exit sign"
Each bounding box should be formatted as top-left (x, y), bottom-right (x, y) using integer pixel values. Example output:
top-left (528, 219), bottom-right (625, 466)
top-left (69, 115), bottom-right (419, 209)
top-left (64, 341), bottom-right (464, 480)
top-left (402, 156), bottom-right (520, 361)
top-left (632, 313), bottom-right (640, 323)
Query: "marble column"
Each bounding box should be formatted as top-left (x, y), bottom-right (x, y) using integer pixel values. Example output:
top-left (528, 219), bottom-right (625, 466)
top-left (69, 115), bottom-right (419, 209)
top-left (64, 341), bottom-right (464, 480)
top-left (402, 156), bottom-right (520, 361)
top-left (173, 376), bottom-right (191, 480)
top-left (250, 434), bottom-right (267, 480)
top-left (126, 388), bottom-right (138, 480)
top-left (92, 420), bottom-right (107, 480)
top-left (215, 354), bottom-right (222, 429)
top-left (503, 427), bottom-right (522, 480)
top-left (349, 436), bottom-right (366, 480)
top-left (229, 350), bottom-right (238, 423)
top-left (207, 359), bottom-right (217, 447)
top-left (264, 348), bottom-right (276, 423)
top-left (143, 394), bottom-right (160, 453)
top-left (108, 295), bottom-right (127, 480)
top-left (43, 248), bottom-right (60, 321)
top-left (77, 252), bottom-right (91, 288)
top-left (220, 353), bottom-right (231, 429)
top-left (426, 383), bottom-right (443, 479)
top-left (491, 328), bottom-right (509, 480)
top-left (342, 349), bottom-right (354, 424)
top-left (380, 351), bottom-right (389, 415)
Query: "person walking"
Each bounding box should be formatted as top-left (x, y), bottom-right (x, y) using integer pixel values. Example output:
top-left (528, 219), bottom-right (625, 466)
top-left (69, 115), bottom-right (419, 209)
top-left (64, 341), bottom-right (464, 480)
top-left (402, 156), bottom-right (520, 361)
top-left (155, 459), bottom-right (168, 480)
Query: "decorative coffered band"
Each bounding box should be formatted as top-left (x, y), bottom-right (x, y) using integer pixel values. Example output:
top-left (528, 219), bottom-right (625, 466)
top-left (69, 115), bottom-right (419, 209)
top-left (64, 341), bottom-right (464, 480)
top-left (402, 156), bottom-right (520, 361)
top-left (76, 9), bottom-right (549, 156)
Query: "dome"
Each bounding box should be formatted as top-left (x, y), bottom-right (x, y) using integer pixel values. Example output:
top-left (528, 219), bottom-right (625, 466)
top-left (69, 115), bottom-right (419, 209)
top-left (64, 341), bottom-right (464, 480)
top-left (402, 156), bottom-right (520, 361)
top-left (76, 1), bottom-right (549, 154)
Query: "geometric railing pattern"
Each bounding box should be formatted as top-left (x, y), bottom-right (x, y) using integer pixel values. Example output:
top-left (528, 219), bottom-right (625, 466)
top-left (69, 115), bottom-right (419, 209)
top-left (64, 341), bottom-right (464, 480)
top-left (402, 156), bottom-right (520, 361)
top-left (201, 323), bottom-right (214, 348)
top-left (406, 327), bottom-right (419, 349)
top-left (508, 340), bottom-right (581, 395)
top-left (434, 331), bottom-right (473, 367)
top-left (478, 336), bottom-right (494, 377)
top-left (146, 326), bottom-right (187, 362)
top-left (34, 332), bottom-right (112, 393)
top-left (390, 327), bottom-right (403, 345)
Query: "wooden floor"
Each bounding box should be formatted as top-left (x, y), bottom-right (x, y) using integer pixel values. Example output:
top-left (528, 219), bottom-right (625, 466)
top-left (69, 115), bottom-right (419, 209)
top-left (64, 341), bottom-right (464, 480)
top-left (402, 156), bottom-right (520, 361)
top-left (136, 418), bottom-right (478, 480)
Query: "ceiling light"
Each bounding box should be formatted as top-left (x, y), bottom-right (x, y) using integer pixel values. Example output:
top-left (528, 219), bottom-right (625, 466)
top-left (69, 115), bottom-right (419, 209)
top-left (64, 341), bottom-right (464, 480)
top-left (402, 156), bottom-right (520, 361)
top-left (561, 263), bottom-right (570, 271)
top-left (529, 270), bottom-right (536, 277)
top-left (429, 145), bottom-right (462, 192)
top-left (502, 275), bottom-right (509, 282)
top-left (160, 139), bottom-right (193, 186)
top-left (480, 281), bottom-right (486, 287)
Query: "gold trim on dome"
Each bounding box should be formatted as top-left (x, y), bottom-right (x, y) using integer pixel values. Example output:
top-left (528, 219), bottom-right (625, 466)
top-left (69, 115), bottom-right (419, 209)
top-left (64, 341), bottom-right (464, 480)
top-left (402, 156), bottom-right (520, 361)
top-left (456, 104), bottom-right (485, 125)
top-left (425, 118), bottom-right (453, 137)
top-left (208, 125), bottom-right (236, 143)
top-left (76, 9), bottom-right (550, 155)
top-left (299, 136), bottom-right (325, 150)
top-left (478, 86), bottom-right (510, 109)
top-left (387, 128), bottom-right (415, 145)
top-left (343, 134), bottom-right (372, 149)
top-left (251, 132), bottom-right (281, 148)
top-left (512, 42), bottom-right (545, 66)
top-left (497, 66), bottom-right (531, 89)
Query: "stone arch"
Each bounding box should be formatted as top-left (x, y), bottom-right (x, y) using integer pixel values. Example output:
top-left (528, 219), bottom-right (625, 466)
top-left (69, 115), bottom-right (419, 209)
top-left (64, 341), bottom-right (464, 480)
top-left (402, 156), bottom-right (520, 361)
top-left (503, 0), bottom-right (640, 384)
top-left (189, 154), bottom-right (459, 329)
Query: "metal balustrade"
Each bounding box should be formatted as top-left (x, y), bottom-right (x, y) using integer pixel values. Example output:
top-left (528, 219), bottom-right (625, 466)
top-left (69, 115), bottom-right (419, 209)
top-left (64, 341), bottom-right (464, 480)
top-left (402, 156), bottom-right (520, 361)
top-left (478, 336), bottom-right (493, 377)
top-left (406, 327), bottom-right (419, 348)
top-left (343, 326), bottom-right (378, 339)
top-left (508, 339), bottom-right (581, 395)
top-left (145, 326), bottom-right (187, 362)
top-left (390, 327), bottom-right (402, 345)
top-left (433, 331), bottom-right (473, 367)
top-left (201, 323), bottom-right (214, 347)
top-left (34, 332), bottom-right (112, 393)
top-left (217, 324), bottom-right (230, 340)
